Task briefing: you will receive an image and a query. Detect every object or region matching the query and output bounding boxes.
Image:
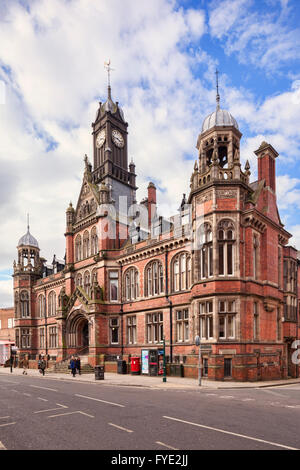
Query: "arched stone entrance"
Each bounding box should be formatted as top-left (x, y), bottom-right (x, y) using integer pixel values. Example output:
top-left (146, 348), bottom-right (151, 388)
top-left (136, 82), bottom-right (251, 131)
top-left (66, 310), bottom-right (89, 352)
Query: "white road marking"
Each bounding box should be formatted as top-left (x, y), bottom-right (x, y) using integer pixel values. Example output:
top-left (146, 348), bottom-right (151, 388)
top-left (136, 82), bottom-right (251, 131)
top-left (108, 423), bottom-right (133, 433)
top-left (75, 394), bottom-right (125, 408)
top-left (163, 416), bottom-right (299, 450)
top-left (206, 393), bottom-right (217, 396)
top-left (23, 393), bottom-right (31, 397)
top-left (260, 389), bottom-right (287, 398)
top-left (156, 441), bottom-right (179, 450)
top-left (220, 396), bottom-right (234, 399)
top-left (0, 441), bottom-right (6, 450)
top-left (11, 390), bottom-right (19, 393)
top-left (29, 385), bottom-right (58, 392)
top-left (37, 397), bottom-right (48, 402)
top-left (0, 422), bottom-right (16, 428)
top-left (0, 417), bottom-right (10, 420)
top-left (34, 404), bottom-right (68, 414)
top-left (47, 411), bottom-right (94, 419)
top-left (241, 398), bottom-right (255, 402)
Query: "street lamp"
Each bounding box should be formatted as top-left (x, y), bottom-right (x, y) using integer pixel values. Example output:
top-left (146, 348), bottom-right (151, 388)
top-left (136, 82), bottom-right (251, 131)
top-left (195, 335), bottom-right (201, 386)
top-left (163, 336), bottom-right (167, 383)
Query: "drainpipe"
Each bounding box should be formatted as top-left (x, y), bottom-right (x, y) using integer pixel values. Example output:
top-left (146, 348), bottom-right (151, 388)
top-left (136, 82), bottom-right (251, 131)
top-left (44, 287), bottom-right (48, 359)
top-left (120, 263), bottom-right (124, 357)
top-left (165, 250), bottom-right (173, 363)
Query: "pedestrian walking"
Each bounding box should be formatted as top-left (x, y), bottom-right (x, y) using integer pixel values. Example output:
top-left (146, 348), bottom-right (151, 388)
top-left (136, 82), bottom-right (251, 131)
top-left (70, 356), bottom-right (76, 377)
top-left (38, 356), bottom-right (46, 376)
top-left (22, 355), bottom-right (29, 375)
top-left (75, 355), bottom-right (81, 375)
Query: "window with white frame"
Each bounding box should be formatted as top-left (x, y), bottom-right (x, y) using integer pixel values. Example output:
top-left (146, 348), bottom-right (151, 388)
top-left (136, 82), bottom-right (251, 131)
top-left (145, 261), bottom-right (164, 297)
top-left (172, 253), bottom-right (192, 292)
top-left (38, 294), bottom-right (45, 317)
top-left (110, 317), bottom-right (119, 343)
top-left (75, 235), bottom-right (82, 262)
top-left (146, 312), bottom-right (163, 343)
top-left (124, 268), bottom-right (139, 301)
top-left (109, 271), bottom-right (119, 302)
top-left (218, 299), bottom-right (236, 339)
top-left (8, 318), bottom-right (14, 329)
top-left (199, 301), bottom-right (214, 339)
top-left (218, 220), bottom-right (235, 276)
top-left (176, 309), bottom-right (189, 342)
top-left (127, 316), bottom-right (137, 344)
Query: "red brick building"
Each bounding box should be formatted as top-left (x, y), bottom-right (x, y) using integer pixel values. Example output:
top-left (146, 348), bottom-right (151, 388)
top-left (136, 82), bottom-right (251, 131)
top-left (12, 82), bottom-right (300, 381)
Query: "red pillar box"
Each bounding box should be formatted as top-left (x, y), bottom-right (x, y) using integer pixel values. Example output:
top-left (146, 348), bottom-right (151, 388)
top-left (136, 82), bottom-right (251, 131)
top-left (130, 356), bottom-right (141, 375)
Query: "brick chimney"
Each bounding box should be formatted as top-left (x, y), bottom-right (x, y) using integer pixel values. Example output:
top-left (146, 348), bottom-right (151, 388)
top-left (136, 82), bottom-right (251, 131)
top-left (147, 182), bottom-right (156, 230)
top-left (254, 141), bottom-right (278, 192)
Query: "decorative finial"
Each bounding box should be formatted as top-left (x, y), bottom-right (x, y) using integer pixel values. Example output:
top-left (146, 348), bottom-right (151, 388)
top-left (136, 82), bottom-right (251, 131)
top-left (27, 213), bottom-right (30, 232)
top-left (215, 68), bottom-right (220, 110)
top-left (104, 59), bottom-right (114, 99)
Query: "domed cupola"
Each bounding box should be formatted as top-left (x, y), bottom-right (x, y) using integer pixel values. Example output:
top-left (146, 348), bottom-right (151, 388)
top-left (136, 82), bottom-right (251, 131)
top-left (18, 225), bottom-right (39, 249)
top-left (201, 74), bottom-right (238, 134)
top-left (196, 70), bottom-right (242, 174)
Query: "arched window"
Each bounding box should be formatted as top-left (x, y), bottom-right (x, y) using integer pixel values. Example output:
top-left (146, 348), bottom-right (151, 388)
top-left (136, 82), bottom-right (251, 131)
top-left (218, 220), bottom-right (235, 276)
top-left (92, 269), bottom-right (97, 285)
top-left (145, 260), bottom-right (164, 297)
top-left (253, 235), bottom-right (259, 280)
top-left (198, 223), bottom-right (213, 279)
top-left (38, 294), bottom-right (45, 317)
top-left (91, 227), bottom-right (98, 256)
top-left (172, 252), bottom-right (192, 292)
top-left (124, 268), bottom-right (139, 301)
top-left (15, 292), bottom-right (19, 319)
top-left (83, 231), bottom-right (90, 259)
top-left (75, 235), bottom-right (82, 262)
top-left (20, 291), bottom-right (30, 318)
top-left (84, 271), bottom-right (91, 296)
top-left (48, 291), bottom-right (56, 317)
top-left (75, 273), bottom-right (83, 287)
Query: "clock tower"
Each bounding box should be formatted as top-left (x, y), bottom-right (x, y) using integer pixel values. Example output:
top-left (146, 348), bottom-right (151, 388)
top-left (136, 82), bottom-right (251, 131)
top-left (91, 65), bottom-right (136, 213)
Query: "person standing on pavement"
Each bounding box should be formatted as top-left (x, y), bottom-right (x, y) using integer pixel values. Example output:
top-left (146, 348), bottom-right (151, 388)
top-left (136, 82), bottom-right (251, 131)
top-left (70, 356), bottom-right (76, 377)
top-left (22, 355), bottom-right (29, 375)
top-left (75, 355), bottom-right (81, 375)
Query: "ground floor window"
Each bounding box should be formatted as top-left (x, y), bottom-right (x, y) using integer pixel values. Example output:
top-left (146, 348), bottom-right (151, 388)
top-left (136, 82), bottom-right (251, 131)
top-left (199, 301), bottom-right (213, 340)
top-left (21, 328), bottom-right (30, 348)
top-left (146, 312), bottom-right (163, 343)
top-left (176, 309), bottom-right (189, 342)
top-left (39, 328), bottom-right (45, 349)
top-left (127, 316), bottom-right (137, 344)
top-left (49, 326), bottom-right (58, 348)
top-left (110, 317), bottom-right (119, 344)
top-left (218, 300), bottom-right (236, 339)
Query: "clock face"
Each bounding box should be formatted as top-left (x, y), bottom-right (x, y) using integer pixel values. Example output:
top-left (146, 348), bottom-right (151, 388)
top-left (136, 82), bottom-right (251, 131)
top-left (112, 129), bottom-right (124, 148)
top-left (96, 129), bottom-right (106, 148)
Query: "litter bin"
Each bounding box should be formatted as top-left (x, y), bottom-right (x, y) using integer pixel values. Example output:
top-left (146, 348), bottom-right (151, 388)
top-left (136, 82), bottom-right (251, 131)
top-left (95, 365), bottom-right (104, 380)
top-left (117, 360), bottom-right (127, 374)
top-left (130, 357), bottom-right (141, 375)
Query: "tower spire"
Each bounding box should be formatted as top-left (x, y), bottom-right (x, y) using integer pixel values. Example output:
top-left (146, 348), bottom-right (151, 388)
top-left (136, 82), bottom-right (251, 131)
top-left (27, 213), bottom-right (30, 232)
top-left (215, 68), bottom-right (220, 110)
top-left (104, 59), bottom-right (114, 100)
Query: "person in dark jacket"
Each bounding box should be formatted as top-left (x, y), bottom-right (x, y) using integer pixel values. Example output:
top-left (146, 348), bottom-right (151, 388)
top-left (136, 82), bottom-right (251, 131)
top-left (75, 356), bottom-right (81, 375)
top-left (70, 356), bottom-right (76, 377)
top-left (38, 356), bottom-right (46, 376)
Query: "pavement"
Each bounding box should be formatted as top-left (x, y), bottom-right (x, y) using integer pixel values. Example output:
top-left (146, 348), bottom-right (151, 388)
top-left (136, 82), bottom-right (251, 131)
top-left (1, 365), bottom-right (300, 389)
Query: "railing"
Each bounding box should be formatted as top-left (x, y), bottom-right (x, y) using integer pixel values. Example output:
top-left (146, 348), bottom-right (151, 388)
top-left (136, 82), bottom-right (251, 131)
top-left (51, 346), bottom-right (89, 369)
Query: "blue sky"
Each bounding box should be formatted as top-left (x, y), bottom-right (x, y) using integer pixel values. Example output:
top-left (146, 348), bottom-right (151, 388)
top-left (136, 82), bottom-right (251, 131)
top-left (0, 0), bottom-right (300, 306)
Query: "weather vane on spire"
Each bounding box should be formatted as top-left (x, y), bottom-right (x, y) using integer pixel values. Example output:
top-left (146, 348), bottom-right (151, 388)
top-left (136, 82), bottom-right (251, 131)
top-left (104, 59), bottom-right (114, 98)
top-left (215, 68), bottom-right (220, 110)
